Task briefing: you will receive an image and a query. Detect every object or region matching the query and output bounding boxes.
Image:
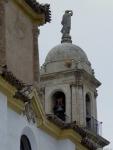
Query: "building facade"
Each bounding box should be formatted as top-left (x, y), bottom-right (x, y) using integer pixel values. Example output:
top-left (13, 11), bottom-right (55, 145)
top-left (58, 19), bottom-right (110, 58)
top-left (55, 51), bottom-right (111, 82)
top-left (0, 0), bottom-right (109, 150)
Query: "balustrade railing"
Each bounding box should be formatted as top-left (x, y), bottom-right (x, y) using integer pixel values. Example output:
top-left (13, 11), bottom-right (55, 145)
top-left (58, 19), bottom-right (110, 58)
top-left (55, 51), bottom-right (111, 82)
top-left (86, 114), bottom-right (102, 135)
top-left (46, 113), bottom-right (102, 135)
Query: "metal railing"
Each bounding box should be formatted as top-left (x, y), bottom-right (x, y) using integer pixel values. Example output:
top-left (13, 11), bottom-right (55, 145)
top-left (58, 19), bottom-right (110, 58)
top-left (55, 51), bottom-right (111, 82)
top-left (86, 114), bottom-right (102, 135)
top-left (46, 113), bottom-right (102, 135)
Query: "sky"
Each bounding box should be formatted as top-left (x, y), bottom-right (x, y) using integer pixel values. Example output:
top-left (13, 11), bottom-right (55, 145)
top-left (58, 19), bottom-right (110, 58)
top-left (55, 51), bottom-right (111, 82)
top-left (37, 0), bottom-right (113, 149)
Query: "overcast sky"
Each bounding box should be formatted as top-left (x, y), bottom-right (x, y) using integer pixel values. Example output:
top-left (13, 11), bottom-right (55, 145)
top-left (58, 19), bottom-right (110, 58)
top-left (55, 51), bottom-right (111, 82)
top-left (37, 0), bottom-right (113, 148)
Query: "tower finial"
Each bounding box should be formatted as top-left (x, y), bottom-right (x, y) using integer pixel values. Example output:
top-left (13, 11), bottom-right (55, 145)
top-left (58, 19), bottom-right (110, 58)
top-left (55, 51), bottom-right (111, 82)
top-left (61, 10), bottom-right (73, 43)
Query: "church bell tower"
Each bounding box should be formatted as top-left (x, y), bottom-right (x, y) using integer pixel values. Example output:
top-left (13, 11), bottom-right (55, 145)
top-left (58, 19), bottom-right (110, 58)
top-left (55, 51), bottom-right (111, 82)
top-left (40, 10), bottom-right (102, 134)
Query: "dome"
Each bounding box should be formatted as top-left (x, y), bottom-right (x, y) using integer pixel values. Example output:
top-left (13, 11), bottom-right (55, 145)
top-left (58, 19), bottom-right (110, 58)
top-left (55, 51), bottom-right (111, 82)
top-left (45, 43), bottom-right (89, 64)
top-left (40, 42), bottom-right (92, 75)
top-left (41, 11), bottom-right (94, 77)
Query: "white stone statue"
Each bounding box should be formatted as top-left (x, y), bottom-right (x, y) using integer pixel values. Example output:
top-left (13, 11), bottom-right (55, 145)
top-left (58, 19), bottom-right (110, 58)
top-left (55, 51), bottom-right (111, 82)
top-left (61, 10), bottom-right (73, 36)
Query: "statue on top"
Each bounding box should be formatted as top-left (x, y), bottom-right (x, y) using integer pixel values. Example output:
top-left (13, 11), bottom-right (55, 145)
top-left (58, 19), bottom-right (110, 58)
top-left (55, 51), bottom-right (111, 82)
top-left (61, 10), bottom-right (73, 37)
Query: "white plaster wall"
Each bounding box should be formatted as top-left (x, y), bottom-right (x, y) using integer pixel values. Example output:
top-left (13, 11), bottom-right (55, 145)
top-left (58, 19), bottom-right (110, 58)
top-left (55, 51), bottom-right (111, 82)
top-left (7, 108), bottom-right (75, 150)
top-left (7, 108), bottom-right (57, 150)
top-left (0, 92), bottom-right (75, 150)
top-left (72, 85), bottom-right (78, 122)
top-left (58, 139), bottom-right (76, 150)
top-left (0, 92), bottom-right (7, 150)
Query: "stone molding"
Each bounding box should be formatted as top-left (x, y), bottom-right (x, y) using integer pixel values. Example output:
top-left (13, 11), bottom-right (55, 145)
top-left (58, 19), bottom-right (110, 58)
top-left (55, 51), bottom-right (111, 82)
top-left (41, 69), bottom-right (101, 88)
top-left (24, 0), bottom-right (51, 23)
top-left (23, 101), bottom-right (37, 123)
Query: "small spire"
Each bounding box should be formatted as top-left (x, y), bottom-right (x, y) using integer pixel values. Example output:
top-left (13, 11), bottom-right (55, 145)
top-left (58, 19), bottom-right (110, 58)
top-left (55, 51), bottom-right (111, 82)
top-left (61, 10), bottom-right (73, 43)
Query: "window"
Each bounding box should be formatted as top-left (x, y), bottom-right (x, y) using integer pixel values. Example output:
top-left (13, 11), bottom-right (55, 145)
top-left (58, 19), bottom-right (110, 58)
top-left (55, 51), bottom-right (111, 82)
top-left (20, 135), bottom-right (31, 150)
top-left (52, 91), bottom-right (66, 121)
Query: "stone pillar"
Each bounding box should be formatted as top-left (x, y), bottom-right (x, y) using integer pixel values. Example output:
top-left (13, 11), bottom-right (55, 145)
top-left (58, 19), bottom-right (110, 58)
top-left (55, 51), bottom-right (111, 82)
top-left (0, 0), bottom-right (6, 66)
top-left (32, 25), bottom-right (40, 85)
top-left (75, 85), bottom-right (85, 126)
top-left (65, 85), bottom-right (71, 122)
top-left (75, 71), bottom-right (85, 126)
top-left (93, 90), bottom-right (98, 119)
top-left (71, 84), bottom-right (77, 122)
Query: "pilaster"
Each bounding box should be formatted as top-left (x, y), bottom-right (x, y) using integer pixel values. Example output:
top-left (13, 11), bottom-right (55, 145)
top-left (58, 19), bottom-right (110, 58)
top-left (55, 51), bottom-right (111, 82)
top-left (75, 71), bottom-right (85, 126)
top-left (32, 25), bottom-right (40, 84)
top-left (65, 84), bottom-right (71, 122)
top-left (0, 0), bottom-right (6, 66)
top-left (71, 84), bottom-right (77, 122)
top-left (93, 90), bottom-right (98, 119)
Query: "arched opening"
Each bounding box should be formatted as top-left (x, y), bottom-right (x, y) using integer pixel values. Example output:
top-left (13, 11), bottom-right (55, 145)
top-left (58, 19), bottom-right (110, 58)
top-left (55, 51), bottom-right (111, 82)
top-left (86, 94), bottom-right (91, 128)
top-left (20, 135), bottom-right (32, 150)
top-left (52, 91), bottom-right (66, 121)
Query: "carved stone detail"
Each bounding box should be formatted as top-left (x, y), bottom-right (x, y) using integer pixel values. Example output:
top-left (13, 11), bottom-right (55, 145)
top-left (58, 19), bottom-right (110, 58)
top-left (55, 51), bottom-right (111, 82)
top-left (23, 102), bottom-right (37, 123)
top-left (75, 71), bottom-right (83, 86)
top-left (61, 10), bottom-right (73, 43)
top-left (94, 90), bottom-right (98, 98)
top-left (39, 87), bottom-right (45, 107)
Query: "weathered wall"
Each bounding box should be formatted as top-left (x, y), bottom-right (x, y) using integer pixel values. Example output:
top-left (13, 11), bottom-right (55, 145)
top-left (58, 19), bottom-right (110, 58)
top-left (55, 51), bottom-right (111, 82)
top-left (4, 1), bottom-right (39, 84)
top-left (0, 1), bottom-right (6, 66)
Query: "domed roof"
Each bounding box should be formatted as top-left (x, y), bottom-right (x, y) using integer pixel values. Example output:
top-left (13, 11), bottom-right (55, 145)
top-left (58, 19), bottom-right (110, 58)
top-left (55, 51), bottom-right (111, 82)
top-left (41, 11), bottom-right (93, 75)
top-left (45, 43), bottom-right (89, 64)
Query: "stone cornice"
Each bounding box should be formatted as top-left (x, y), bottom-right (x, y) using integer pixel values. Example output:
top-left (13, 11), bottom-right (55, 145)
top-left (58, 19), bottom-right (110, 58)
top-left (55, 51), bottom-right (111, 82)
top-left (24, 0), bottom-right (51, 23)
top-left (40, 69), bottom-right (101, 87)
top-left (11, 0), bottom-right (50, 25)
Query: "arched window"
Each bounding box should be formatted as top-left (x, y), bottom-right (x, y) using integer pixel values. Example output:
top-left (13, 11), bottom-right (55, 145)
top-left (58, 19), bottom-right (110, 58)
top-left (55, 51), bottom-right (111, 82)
top-left (52, 91), bottom-right (66, 121)
top-left (20, 135), bottom-right (31, 150)
top-left (86, 94), bottom-right (91, 128)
